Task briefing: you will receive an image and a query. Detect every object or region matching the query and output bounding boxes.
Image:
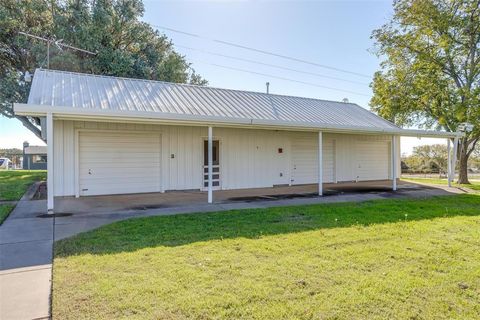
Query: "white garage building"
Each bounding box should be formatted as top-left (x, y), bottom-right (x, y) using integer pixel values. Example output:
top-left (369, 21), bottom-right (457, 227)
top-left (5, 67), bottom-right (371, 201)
top-left (15, 69), bottom-right (458, 213)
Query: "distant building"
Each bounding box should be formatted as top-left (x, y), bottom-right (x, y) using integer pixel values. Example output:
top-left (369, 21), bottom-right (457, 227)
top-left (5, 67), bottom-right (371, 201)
top-left (23, 141), bottom-right (47, 170)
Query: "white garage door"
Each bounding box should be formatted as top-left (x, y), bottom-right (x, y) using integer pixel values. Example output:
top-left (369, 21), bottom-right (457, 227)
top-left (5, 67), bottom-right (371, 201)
top-left (79, 131), bottom-right (161, 196)
top-left (291, 133), bottom-right (318, 185)
top-left (290, 133), bottom-right (335, 185)
top-left (355, 140), bottom-right (390, 181)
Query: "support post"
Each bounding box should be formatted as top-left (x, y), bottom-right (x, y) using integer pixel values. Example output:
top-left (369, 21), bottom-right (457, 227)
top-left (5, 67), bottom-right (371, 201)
top-left (47, 112), bottom-right (54, 214)
top-left (318, 131), bottom-right (323, 196)
top-left (452, 135), bottom-right (459, 183)
top-left (447, 139), bottom-right (451, 187)
top-left (207, 126), bottom-right (213, 204)
top-left (391, 135), bottom-right (397, 191)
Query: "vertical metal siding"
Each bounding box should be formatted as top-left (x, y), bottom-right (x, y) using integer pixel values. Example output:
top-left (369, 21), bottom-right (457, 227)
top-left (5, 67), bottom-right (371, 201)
top-left (53, 120), bottom-right (396, 196)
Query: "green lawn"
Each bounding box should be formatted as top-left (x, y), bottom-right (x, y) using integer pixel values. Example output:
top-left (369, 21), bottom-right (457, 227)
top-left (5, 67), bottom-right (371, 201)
top-left (402, 177), bottom-right (480, 192)
top-left (54, 194), bottom-right (480, 319)
top-left (0, 170), bottom-right (46, 224)
top-left (0, 170), bottom-right (46, 201)
top-left (0, 204), bottom-right (15, 225)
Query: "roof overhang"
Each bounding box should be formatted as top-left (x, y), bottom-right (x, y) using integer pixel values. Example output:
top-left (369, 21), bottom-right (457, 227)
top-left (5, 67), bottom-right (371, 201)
top-left (14, 103), bottom-right (462, 139)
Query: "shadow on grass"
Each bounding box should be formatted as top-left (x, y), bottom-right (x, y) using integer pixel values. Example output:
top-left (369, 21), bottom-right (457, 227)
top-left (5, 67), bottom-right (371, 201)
top-left (0, 170), bottom-right (47, 201)
top-left (55, 194), bottom-right (480, 257)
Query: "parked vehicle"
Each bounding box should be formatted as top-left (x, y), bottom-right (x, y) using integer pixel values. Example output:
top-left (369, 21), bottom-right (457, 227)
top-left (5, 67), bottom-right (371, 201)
top-left (0, 158), bottom-right (12, 170)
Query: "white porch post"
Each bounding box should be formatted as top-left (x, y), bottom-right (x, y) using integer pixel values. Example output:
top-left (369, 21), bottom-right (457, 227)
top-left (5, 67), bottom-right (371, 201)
top-left (447, 138), bottom-right (452, 187)
top-left (318, 131), bottom-right (323, 196)
top-left (391, 135), bottom-right (397, 191)
top-left (452, 135), bottom-right (459, 183)
top-left (207, 126), bottom-right (213, 204)
top-left (47, 112), bottom-right (54, 214)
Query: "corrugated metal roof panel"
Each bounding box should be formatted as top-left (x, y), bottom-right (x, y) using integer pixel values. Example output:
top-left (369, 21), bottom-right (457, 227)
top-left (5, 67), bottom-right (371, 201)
top-left (24, 146), bottom-right (47, 154)
top-left (27, 69), bottom-right (400, 131)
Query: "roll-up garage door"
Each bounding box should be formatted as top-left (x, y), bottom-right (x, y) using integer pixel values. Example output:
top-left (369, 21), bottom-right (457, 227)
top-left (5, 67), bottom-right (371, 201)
top-left (290, 133), bottom-right (335, 185)
top-left (355, 140), bottom-right (390, 181)
top-left (79, 131), bottom-right (161, 196)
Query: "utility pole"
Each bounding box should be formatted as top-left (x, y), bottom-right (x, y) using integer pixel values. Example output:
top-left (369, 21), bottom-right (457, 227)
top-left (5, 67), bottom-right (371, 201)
top-left (18, 31), bottom-right (96, 69)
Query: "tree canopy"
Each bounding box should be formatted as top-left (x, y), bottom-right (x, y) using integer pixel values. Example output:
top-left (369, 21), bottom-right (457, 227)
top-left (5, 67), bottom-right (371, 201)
top-left (0, 0), bottom-right (207, 138)
top-left (370, 0), bottom-right (480, 183)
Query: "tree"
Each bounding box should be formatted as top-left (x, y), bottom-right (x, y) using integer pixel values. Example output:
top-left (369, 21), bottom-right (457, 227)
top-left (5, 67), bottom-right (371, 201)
top-left (0, 0), bottom-right (207, 141)
top-left (413, 144), bottom-right (448, 175)
top-left (370, 0), bottom-right (480, 184)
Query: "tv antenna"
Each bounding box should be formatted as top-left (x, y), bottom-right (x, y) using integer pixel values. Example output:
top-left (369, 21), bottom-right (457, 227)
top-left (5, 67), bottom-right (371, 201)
top-left (18, 31), bottom-right (96, 69)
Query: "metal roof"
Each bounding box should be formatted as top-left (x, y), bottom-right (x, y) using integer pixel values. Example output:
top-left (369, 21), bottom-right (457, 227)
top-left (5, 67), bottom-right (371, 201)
top-left (24, 146), bottom-right (47, 155)
top-left (26, 69), bottom-right (401, 131)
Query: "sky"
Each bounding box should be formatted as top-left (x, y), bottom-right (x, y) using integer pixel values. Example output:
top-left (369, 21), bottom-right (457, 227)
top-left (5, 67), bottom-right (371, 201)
top-left (0, 0), bottom-right (446, 153)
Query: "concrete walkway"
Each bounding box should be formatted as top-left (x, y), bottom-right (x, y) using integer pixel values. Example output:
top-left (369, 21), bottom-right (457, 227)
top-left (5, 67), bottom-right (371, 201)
top-left (0, 192), bottom-right (51, 320)
top-left (0, 181), bottom-right (467, 319)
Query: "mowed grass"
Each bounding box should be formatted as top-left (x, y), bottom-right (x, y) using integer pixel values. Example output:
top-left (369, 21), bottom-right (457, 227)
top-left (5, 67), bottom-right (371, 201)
top-left (0, 170), bottom-right (46, 224)
top-left (402, 177), bottom-right (480, 192)
top-left (0, 204), bottom-right (15, 225)
top-left (0, 170), bottom-right (46, 201)
top-left (54, 194), bottom-right (480, 320)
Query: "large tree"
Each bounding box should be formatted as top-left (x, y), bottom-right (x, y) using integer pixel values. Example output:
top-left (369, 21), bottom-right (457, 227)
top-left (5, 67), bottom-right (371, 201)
top-left (370, 0), bottom-right (480, 184)
top-left (0, 0), bottom-right (207, 140)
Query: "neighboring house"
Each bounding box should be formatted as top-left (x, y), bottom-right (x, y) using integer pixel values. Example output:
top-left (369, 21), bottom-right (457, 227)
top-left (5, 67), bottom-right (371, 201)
top-left (23, 142), bottom-right (47, 170)
top-left (14, 69), bottom-right (458, 213)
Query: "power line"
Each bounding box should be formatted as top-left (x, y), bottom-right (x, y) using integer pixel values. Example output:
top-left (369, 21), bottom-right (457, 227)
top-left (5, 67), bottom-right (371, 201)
top-left (190, 59), bottom-right (370, 97)
top-left (175, 44), bottom-right (370, 86)
top-left (154, 25), bottom-right (371, 79)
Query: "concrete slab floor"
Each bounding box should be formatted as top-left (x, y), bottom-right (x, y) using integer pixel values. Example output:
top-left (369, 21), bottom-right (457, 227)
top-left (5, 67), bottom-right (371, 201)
top-left (54, 180), bottom-right (447, 215)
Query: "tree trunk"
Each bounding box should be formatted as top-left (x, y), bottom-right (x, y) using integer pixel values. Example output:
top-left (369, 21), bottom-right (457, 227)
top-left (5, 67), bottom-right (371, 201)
top-left (457, 141), bottom-right (470, 184)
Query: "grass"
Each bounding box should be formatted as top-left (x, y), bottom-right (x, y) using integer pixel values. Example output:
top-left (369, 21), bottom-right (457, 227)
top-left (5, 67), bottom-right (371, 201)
top-left (0, 170), bottom-right (46, 224)
top-left (0, 170), bottom-right (46, 201)
top-left (0, 204), bottom-right (15, 225)
top-left (54, 194), bottom-right (480, 319)
top-left (402, 177), bottom-right (480, 192)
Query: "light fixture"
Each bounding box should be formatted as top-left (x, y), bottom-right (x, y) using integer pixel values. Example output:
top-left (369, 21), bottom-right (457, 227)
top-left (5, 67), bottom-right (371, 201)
top-left (24, 71), bottom-right (32, 82)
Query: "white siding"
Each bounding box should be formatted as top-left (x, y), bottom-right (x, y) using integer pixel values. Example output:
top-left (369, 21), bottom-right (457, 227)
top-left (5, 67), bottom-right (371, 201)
top-left (53, 120), bottom-right (400, 197)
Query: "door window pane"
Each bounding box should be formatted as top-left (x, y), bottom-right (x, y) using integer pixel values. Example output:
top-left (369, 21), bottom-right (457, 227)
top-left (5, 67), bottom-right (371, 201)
top-left (203, 140), bottom-right (219, 165)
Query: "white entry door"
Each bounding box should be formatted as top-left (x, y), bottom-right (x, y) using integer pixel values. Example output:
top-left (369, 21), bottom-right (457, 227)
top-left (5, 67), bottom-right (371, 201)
top-left (202, 139), bottom-right (221, 190)
top-left (78, 131), bottom-right (161, 196)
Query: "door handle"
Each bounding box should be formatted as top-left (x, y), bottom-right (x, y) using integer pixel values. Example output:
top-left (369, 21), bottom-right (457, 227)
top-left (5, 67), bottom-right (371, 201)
top-left (88, 169), bottom-right (92, 175)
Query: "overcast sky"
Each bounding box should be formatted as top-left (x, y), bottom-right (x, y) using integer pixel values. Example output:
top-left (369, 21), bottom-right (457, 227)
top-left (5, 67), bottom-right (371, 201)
top-left (0, 0), bottom-right (447, 152)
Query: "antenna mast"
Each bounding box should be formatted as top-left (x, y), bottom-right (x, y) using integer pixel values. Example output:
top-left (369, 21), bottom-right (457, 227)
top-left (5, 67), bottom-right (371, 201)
top-left (18, 31), bottom-right (96, 69)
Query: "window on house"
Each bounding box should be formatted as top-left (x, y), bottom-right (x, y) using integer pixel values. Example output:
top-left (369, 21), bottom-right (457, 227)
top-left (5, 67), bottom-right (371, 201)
top-left (33, 155), bottom-right (47, 163)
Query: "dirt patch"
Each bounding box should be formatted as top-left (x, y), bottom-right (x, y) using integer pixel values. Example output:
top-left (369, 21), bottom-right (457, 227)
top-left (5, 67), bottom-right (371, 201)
top-left (128, 204), bottom-right (168, 210)
top-left (32, 182), bottom-right (47, 200)
top-left (226, 186), bottom-right (415, 202)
